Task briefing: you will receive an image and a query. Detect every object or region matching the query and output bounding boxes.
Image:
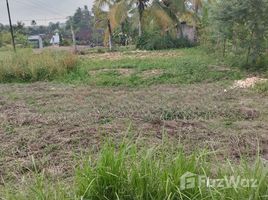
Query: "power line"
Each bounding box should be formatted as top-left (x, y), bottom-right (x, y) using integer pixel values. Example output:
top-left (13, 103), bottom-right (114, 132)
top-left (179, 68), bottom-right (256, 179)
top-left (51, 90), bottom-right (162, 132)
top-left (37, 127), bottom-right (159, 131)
top-left (1, 0), bottom-right (91, 25)
top-left (12, 0), bottom-right (66, 17)
top-left (19, 17), bottom-right (67, 22)
top-left (34, 0), bottom-right (67, 15)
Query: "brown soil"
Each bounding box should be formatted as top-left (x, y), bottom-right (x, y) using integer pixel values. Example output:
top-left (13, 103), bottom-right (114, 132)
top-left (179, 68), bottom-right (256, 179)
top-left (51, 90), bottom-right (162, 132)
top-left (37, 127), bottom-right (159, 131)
top-left (0, 82), bottom-right (268, 183)
top-left (140, 69), bottom-right (164, 79)
top-left (89, 68), bottom-right (135, 76)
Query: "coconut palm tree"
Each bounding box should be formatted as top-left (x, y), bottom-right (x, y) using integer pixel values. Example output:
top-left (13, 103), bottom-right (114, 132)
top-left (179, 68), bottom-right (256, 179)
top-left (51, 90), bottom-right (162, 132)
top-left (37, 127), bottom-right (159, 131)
top-left (136, 0), bottom-right (150, 36)
top-left (152, 0), bottom-right (213, 39)
top-left (148, 0), bottom-right (186, 38)
top-left (93, 0), bottom-right (130, 49)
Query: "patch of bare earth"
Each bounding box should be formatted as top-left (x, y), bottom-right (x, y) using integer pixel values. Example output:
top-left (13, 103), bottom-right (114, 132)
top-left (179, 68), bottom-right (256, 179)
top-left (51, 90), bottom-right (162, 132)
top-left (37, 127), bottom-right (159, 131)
top-left (89, 68), bottom-right (134, 76)
top-left (232, 77), bottom-right (268, 89)
top-left (140, 69), bottom-right (164, 79)
top-left (0, 82), bottom-right (268, 184)
top-left (85, 50), bottom-right (183, 61)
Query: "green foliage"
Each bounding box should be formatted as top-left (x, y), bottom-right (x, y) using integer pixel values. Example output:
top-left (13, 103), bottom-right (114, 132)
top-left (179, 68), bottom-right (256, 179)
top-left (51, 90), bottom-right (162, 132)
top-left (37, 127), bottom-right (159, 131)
top-left (254, 81), bottom-right (268, 94)
top-left (0, 32), bottom-right (12, 46)
top-left (202, 0), bottom-right (268, 67)
top-left (2, 140), bottom-right (268, 199)
top-left (75, 141), bottom-right (207, 200)
top-left (62, 48), bottom-right (242, 86)
top-left (136, 31), bottom-right (193, 50)
top-left (0, 47), bottom-right (243, 85)
top-left (66, 6), bottom-right (94, 45)
top-left (0, 32), bottom-right (3, 47)
top-left (2, 173), bottom-right (69, 200)
top-left (74, 141), bottom-right (268, 200)
top-left (0, 31), bottom-right (27, 47)
top-left (0, 49), bottom-right (78, 82)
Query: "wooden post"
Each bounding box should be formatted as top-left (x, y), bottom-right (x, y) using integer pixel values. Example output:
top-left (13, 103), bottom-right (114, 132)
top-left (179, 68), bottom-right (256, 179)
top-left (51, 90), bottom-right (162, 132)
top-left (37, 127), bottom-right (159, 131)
top-left (6, 0), bottom-right (16, 52)
top-left (70, 22), bottom-right (77, 53)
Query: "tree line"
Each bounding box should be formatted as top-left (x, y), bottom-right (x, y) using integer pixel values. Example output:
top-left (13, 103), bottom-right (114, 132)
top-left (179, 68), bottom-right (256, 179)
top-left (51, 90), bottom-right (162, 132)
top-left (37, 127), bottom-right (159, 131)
top-left (0, 0), bottom-right (267, 66)
top-left (93, 0), bottom-right (268, 66)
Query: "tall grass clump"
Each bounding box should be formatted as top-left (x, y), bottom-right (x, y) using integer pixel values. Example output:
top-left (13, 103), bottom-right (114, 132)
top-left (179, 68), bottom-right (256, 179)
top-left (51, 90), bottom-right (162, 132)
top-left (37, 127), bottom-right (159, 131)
top-left (0, 49), bottom-right (78, 82)
top-left (75, 141), bottom-right (268, 200)
top-left (1, 140), bottom-right (268, 199)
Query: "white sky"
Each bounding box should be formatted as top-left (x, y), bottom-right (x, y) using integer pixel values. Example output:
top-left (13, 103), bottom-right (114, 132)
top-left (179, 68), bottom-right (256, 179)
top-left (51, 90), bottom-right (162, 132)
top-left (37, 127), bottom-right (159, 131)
top-left (0, 0), bottom-right (94, 26)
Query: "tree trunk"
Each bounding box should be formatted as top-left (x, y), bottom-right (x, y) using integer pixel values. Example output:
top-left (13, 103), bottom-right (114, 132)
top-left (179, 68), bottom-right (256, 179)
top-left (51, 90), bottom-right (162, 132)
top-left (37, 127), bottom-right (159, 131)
top-left (223, 38), bottom-right (226, 57)
top-left (176, 24), bottom-right (183, 39)
top-left (246, 32), bottom-right (254, 65)
top-left (107, 19), bottom-right (112, 50)
top-left (192, 0), bottom-right (198, 43)
top-left (138, 13), bottom-right (142, 37)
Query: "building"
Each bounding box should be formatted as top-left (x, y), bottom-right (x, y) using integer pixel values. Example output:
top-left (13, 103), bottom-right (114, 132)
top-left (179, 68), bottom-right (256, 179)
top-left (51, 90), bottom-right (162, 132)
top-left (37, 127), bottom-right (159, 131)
top-left (28, 35), bottom-right (43, 49)
top-left (50, 32), bottom-right (60, 46)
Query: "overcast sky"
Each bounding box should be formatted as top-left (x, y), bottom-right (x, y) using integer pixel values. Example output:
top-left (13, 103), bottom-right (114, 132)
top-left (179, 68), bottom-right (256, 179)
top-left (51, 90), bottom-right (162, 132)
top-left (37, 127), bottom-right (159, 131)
top-left (0, 0), bottom-right (94, 26)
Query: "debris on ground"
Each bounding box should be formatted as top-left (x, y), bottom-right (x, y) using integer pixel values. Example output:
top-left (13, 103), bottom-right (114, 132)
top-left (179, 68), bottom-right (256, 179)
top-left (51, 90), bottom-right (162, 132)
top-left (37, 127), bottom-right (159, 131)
top-left (231, 77), bottom-right (268, 89)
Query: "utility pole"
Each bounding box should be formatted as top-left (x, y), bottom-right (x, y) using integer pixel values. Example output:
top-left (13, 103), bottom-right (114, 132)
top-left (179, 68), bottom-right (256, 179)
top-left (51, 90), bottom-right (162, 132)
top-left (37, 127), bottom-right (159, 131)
top-left (69, 17), bottom-right (77, 53)
top-left (70, 23), bottom-right (77, 53)
top-left (6, 0), bottom-right (16, 52)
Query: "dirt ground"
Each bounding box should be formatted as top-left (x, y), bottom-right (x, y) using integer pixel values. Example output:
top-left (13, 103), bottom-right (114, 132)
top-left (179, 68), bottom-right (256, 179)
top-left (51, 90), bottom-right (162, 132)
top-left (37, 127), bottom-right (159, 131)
top-left (0, 82), bottom-right (268, 183)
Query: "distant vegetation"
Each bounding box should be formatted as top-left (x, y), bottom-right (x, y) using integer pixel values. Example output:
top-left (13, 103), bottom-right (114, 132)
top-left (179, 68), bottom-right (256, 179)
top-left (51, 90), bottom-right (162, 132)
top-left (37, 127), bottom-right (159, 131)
top-left (1, 0), bottom-right (267, 68)
top-left (0, 49), bottom-right (77, 82)
top-left (0, 48), bottom-right (243, 85)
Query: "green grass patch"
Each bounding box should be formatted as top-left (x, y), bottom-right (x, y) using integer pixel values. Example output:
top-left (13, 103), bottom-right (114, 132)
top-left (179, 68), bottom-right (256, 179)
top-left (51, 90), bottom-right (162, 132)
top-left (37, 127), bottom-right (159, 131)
top-left (0, 47), bottom-right (244, 86)
top-left (62, 48), bottom-right (243, 86)
top-left (254, 81), bottom-right (268, 94)
top-left (1, 140), bottom-right (268, 200)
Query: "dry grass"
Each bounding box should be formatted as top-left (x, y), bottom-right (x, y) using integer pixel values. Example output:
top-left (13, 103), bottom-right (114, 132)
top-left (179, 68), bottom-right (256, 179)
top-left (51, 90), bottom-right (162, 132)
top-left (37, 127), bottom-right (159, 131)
top-left (0, 82), bottom-right (268, 185)
top-left (83, 49), bottom-right (184, 61)
top-left (0, 49), bottom-right (78, 82)
top-left (0, 48), bottom-right (267, 199)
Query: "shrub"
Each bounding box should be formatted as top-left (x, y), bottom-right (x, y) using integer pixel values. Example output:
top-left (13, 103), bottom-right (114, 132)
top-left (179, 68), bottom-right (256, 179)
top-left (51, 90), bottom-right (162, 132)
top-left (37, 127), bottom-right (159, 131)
top-left (203, 0), bottom-right (268, 67)
top-left (0, 49), bottom-right (78, 82)
top-left (136, 32), bottom-right (194, 50)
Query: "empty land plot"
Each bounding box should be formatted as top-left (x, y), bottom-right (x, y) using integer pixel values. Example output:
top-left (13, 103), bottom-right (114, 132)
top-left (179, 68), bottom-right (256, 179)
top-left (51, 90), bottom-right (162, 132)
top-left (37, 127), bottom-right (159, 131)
top-left (1, 48), bottom-right (268, 199)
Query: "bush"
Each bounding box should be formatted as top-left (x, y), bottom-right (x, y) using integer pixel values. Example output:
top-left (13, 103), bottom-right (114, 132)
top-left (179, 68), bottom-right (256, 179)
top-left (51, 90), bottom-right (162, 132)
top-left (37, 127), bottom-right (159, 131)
top-left (203, 0), bottom-right (268, 67)
top-left (0, 49), bottom-right (78, 82)
top-left (136, 32), bottom-right (194, 50)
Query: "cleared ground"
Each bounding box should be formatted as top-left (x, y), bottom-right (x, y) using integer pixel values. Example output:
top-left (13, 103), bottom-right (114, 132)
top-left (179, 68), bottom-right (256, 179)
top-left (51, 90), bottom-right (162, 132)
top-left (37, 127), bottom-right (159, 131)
top-left (0, 48), bottom-right (268, 195)
top-left (1, 82), bottom-right (268, 182)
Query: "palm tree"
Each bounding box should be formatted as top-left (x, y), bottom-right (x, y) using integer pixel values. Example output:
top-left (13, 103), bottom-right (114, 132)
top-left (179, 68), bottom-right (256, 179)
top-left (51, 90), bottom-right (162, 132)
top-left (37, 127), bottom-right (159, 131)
top-left (149, 0), bottom-right (186, 38)
top-left (93, 0), bottom-right (130, 49)
top-left (152, 0), bottom-right (213, 39)
top-left (31, 20), bottom-right (37, 26)
top-left (136, 0), bottom-right (150, 37)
